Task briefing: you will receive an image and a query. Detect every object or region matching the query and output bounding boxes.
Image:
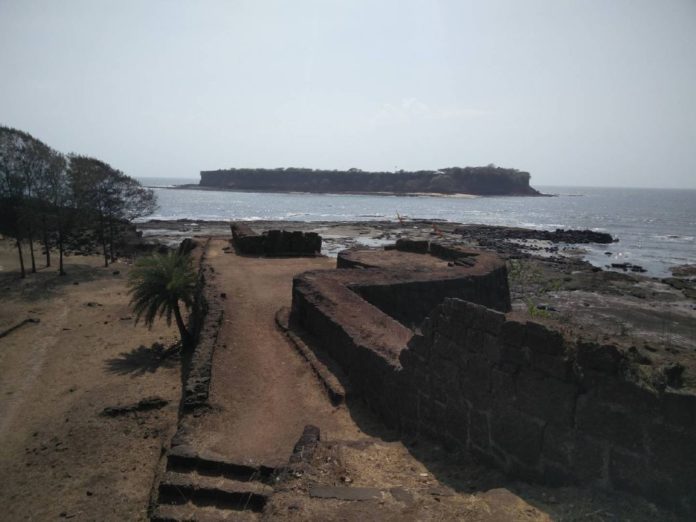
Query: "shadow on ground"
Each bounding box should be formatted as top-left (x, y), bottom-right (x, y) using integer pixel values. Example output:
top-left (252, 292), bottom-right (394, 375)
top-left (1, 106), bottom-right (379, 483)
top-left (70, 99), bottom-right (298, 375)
top-left (342, 394), bottom-right (682, 521)
top-left (105, 342), bottom-right (180, 376)
top-left (0, 263), bottom-right (109, 302)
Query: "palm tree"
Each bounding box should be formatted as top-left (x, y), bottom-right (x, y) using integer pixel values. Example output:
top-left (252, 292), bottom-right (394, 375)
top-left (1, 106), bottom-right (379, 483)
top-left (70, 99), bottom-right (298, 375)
top-left (127, 250), bottom-right (197, 347)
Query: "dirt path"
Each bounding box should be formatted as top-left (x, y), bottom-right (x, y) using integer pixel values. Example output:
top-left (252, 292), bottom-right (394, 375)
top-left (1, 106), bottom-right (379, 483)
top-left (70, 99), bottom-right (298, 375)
top-left (194, 241), bottom-right (361, 465)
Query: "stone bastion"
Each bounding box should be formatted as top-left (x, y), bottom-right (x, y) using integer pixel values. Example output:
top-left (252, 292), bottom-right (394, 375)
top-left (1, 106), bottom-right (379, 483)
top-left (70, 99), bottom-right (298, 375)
top-left (288, 239), bottom-right (696, 515)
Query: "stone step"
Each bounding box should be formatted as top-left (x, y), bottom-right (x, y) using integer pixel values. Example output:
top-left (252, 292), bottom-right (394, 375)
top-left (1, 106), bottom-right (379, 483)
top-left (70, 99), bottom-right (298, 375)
top-left (158, 471), bottom-right (271, 513)
top-left (167, 445), bottom-right (277, 484)
top-left (152, 503), bottom-right (260, 521)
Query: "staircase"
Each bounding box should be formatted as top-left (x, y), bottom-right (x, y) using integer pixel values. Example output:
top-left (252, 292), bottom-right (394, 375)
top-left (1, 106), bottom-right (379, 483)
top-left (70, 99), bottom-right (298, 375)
top-left (151, 446), bottom-right (277, 521)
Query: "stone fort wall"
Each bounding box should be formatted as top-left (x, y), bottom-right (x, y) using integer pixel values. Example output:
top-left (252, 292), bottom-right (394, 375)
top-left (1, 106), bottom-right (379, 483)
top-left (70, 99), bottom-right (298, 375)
top-left (289, 243), bottom-right (696, 514)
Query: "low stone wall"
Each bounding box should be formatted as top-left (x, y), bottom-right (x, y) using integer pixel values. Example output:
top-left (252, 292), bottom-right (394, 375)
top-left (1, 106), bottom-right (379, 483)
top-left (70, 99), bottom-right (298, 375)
top-left (231, 222), bottom-right (321, 257)
top-left (290, 248), bottom-right (696, 514)
top-left (181, 239), bottom-right (224, 411)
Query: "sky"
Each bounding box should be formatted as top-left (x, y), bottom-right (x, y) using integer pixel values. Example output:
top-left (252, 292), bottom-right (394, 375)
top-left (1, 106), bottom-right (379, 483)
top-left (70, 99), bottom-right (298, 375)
top-left (0, 1), bottom-right (694, 189)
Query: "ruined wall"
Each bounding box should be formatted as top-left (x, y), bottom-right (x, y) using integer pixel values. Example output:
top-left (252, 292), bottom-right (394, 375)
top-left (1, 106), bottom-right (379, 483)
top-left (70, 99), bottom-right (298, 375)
top-left (349, 275), bottom-right (509, 330)
top-left (231, 222), bottom-right (321, 257)
top-left (290, 285), bottom-right (696, 514)
top-left (181, 239), bottom-right (224, 411)
top-left (399, 299), bottom-right (695, 513)
top-left (337, 240), bottom-right (511, 328)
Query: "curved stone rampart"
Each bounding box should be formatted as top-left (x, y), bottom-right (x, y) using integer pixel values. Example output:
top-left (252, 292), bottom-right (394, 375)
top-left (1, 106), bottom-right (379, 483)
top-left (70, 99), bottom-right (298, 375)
top-left (289, 242), bottom-right (696, 515)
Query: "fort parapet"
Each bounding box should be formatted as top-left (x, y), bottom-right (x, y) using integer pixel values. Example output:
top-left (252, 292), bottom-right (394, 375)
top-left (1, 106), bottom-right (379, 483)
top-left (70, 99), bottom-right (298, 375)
top-left (288, 240), bottom-right (696, 515)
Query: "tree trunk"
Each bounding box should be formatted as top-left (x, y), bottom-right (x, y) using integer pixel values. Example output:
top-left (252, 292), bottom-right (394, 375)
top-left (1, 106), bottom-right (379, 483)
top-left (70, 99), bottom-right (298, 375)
top-left (42, 214), bottom-right (51, 267)
top-left (28, 231), bottom-right (36, 273)
top-left (108, 218), bottom-right (116, 262)
top-left (99, 214), bottom-right (108, 268)
top-left (58, 226), bottom-right (65, 276)
top-left (172, 301), bottom-right (191, 348)
top-left (16, 239), bottom-right (26, 279)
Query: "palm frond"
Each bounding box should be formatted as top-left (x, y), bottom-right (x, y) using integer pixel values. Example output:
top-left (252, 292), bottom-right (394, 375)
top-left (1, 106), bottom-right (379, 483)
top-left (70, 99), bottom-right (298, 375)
top-left (127, 250), bottom-right (197, 333)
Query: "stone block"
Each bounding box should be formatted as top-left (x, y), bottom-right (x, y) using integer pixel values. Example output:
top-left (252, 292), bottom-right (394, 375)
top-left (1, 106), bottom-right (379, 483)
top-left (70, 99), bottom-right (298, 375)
top-left (542, 461), bottom-right (575, 485)
top-left (524, 321), bottom-right (565, 355)
top-left (574, 395), bottom-right (645, 452)
top-left (645, 421), bottom-right (696, 483)
top-left (516, 370), bottom-right (578, 426)
top-left (399, 346), bottom-right (426, 370)
top-left (459, 353), bottom-right (492, 407)
top-left (446, 300), bottom-right (505, 336)
top-left (500, 320), bottom-right (527, 347)
top-left (481, 333), bottom-right (502, 363)
top-left (542, 425), bottom-right (606, 483)
top-left (470, 409), bottom-right (490, 450)
top-left (661, 389), bottom-right (696, 428)
top-left (431, 362), bottom-right (459, 404)
top-left (507, 456), bottom-right (543, 483)
top-left (465, 328), bottom-right (487, 354)
top-left (491, 368), bottom-right (515, 403)
top-left (608, 448), bottom-right (653, 498)
top-left (490, 408), bottom-right (545, 466)
top-left (431, 332), bottom-right (458, 361)
top-left (395, 238), bottom-right (429, 254)
top-left (470, 445), bottom-right (498, 468)
top-left (582, 374), bottom-right (660, 416)
top-left (499, 342), bottom-right (527, 370)
top-left (530, 350), bottom-right (574, 381)
top-left (444, 402), bottom-right (469, 443)
top-left (576, 341), bottom-right (622, 374)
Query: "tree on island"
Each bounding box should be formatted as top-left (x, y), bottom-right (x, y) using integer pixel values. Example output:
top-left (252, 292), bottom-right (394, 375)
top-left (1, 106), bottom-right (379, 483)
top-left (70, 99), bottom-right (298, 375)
top-left (127, 249), bottom-right (197, 348)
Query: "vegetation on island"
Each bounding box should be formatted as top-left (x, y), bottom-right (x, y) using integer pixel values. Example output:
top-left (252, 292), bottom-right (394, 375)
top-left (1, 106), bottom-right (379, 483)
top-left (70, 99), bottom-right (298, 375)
top-left (0, 125), bottom-right (156, 277)
top-left (200, 165), bottom-right (540, 196)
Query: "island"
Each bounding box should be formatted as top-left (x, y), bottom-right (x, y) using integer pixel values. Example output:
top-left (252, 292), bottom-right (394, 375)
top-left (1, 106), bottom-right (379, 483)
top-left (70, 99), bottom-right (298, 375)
top-left (196, 166), bottom-right (541, 196)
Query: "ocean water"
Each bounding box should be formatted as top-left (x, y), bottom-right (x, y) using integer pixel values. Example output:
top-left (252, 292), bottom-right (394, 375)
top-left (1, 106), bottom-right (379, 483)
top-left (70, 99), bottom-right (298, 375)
top-left (138, 177), bottom-right (696, 277)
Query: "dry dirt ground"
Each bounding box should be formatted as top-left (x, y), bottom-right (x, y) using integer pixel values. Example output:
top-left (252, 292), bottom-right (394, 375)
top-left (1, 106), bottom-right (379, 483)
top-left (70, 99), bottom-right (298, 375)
top-left (0, 238), bottom-right (181, 521)
top-left (188, 241), bottom-right (362, 465)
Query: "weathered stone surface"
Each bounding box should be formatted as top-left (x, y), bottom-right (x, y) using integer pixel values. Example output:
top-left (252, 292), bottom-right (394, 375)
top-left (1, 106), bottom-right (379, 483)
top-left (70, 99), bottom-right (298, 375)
top-left (576, 342), bottom-right (622, 374)
top-left (515, 371), bottom-right (578, 426)
top-left (395, 238), bottom-right (429, 253)
top-left (661, 389), bottom-right (696, 427)
top-left (231, 222), bottom-right (321, 256)
top-left (469, 409), bottom-right (490, 450)
top-left (289, 425), bottom-right (320, 464)
top-left (574, 395), bottom-right (645, 452)
top-left (389, 487), bottom-right (414, 505)
top-left (542, 426), bottom-right (605, 483)
top-left (524, 322), bottom-right (565, 355)
top-left (490, 408), bottom-right (544, 466)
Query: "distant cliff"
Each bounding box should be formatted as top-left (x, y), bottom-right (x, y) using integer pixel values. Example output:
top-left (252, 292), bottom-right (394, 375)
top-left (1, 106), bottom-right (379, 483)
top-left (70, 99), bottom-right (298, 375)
top-left (199, 166), bottom-right (541, 196)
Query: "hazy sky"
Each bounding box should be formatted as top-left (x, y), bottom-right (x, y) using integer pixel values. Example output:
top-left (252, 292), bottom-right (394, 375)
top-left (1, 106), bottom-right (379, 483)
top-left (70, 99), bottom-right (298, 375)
top-left (1, 1), bottom-right (694, 188)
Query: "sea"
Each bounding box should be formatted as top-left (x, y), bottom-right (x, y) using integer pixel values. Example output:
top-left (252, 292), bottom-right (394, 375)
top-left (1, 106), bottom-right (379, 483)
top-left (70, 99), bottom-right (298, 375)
top-left (138, 177), bottom-right (696, 278)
